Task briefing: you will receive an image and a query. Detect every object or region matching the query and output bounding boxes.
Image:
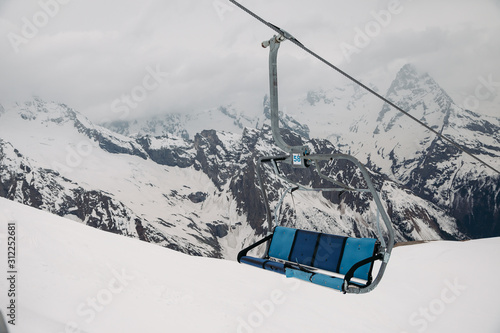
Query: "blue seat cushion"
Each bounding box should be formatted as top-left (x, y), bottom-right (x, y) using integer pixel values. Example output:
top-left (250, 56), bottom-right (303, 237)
top-left (313, 233), bottom-right (347, 272)
top-left (240, 256), bottom-right (286, 275)
top-left (286, 269), bottom-right (344, 291)
top-left (285, 268), bottom-right (312, 281)
top-left (338, 237), bottom-right (377, 280)
top-left (289, 230), bottom-right (319, 266)
top-left (310, 272), bottom-right (344, 291)
top-left (268, 226), bottom-right (296, 261)
top-left (268, 227), bottom-right (377, 280)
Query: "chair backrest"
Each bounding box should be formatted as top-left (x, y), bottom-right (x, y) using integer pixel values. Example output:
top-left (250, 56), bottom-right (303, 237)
top-left (268, 226), bottom-right (378, 281)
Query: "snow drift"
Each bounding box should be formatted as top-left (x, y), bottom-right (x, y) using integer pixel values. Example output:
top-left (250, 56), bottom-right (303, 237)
top-left (0, 197), bottom-right (499, 333)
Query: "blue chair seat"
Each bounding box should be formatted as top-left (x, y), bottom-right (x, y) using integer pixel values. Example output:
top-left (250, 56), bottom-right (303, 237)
top-left (238, 226), bottom-right (380, 291)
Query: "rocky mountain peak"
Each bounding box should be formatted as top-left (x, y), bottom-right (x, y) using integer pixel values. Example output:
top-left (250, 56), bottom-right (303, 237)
top-left (374, 64), bottom-right (455, 136)
top-left (393, 64), bottom-right (452, 108)
top-left (388, 64), bottom-right (437, 95)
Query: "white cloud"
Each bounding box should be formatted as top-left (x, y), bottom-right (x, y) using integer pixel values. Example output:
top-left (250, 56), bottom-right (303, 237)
top-left (0, 0), bottom-right (499, 122)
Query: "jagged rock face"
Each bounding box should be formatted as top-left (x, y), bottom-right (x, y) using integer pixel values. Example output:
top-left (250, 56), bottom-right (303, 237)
top-left (450, 175), bottom-right (500, 238)
top-left (137, 127), bottom-right (275, 235)
top-left (158, 122), bottom-right (463, 242)
top-left (135, 135), bottom-right (196, 168)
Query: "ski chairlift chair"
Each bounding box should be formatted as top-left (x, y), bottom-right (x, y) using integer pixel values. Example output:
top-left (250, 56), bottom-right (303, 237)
top-left (238, 226), bottom-right (381, 293)
top-left (237, 34), bottom-right (394, 294)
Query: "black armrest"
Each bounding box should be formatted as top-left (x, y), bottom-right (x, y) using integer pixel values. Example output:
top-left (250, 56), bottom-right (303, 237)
top-left (237, 233), bottom-right (274, 263)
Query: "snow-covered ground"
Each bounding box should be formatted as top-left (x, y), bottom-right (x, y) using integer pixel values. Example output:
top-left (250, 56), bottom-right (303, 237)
top-left (0, 198), bottom-right (499, 333)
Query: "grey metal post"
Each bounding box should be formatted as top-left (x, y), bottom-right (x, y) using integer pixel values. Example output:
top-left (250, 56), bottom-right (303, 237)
top-left (264, 36), bottom-right (292, 153)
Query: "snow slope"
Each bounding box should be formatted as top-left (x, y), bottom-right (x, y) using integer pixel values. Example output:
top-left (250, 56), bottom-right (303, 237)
top-left (0, 198), bottom-right (499, 333)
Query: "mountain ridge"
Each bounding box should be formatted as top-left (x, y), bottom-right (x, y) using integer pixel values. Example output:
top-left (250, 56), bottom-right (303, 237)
top-left (0, 63), bottom-right (498, 258)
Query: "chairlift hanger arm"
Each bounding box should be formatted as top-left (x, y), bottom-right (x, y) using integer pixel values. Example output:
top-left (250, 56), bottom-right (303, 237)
top-left (229, 0), bottom-right (500, 175)
top-left (263, 34), bottom-right (308, 157)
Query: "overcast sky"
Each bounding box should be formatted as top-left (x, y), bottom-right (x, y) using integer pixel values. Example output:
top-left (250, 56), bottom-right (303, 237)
top-left (0, 0), bottom-right (499, 123)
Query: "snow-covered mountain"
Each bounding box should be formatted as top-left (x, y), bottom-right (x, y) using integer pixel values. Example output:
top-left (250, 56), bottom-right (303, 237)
top-left (0, 92), bottom-right (472, 259)
top-left (0, 63), bottom-right (498, 259)
top-left (100, 63), bottom-right (499, 242)
top-left (339, 64), bottom-right (500, 238)
top-left (0, 99), bottom-right (245, 258)
top-left (1, 197), bottom-right (500, 333)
